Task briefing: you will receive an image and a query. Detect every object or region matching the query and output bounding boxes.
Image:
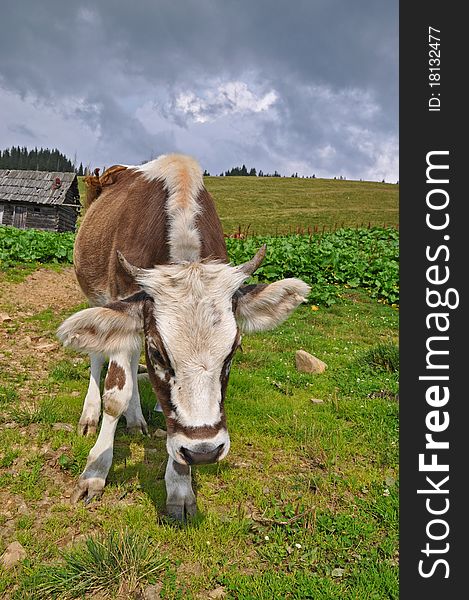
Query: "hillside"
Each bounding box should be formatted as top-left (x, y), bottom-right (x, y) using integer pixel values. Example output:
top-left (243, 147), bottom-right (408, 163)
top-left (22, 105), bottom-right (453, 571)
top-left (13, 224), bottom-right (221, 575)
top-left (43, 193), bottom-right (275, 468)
top-left (78, 175), bottom-right (399, 236)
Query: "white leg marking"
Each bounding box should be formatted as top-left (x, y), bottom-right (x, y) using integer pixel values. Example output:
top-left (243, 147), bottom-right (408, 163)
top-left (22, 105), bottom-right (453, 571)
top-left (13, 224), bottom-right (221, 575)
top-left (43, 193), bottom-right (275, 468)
top-left (78, 353), bottom-right (104, 436)
top-left (124, 349), bottom-right (148, 435)
top-left (71, 352), bottom-right (132, 504)
top-left (165, 456), bottom-right (197, 521)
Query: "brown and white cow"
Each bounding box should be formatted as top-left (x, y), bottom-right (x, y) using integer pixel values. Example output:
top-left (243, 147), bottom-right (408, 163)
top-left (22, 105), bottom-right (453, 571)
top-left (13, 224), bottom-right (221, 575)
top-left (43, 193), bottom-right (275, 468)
top-left (58, 154), bottom-right (310, 520)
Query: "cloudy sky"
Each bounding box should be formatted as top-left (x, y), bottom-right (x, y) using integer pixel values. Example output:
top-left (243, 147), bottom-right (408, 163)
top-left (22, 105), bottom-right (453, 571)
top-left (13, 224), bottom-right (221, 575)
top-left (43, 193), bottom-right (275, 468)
top-left (0, 1), bottom-right (398, 182)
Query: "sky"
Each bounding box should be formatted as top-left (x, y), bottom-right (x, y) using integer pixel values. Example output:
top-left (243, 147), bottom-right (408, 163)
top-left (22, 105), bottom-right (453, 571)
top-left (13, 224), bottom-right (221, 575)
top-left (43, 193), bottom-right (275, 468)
top-left (0, 0), bottom-right (398, 182)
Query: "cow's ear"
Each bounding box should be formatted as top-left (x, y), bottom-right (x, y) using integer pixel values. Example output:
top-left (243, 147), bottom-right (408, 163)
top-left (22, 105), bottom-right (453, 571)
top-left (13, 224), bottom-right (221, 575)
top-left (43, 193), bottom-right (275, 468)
top-left (57, 293), bottom-right (152, 356)
top-left (234, 279), bottom-right (310, 333)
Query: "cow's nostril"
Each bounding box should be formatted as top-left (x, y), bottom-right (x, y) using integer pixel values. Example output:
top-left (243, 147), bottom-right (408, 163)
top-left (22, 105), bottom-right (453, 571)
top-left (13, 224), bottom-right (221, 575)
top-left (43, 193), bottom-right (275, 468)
top-left (180, 443), bottom-right (224, 465)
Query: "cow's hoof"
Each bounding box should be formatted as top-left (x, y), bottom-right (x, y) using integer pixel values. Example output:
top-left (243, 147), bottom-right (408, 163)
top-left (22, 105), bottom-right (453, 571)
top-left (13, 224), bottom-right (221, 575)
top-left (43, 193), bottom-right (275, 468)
top-left (126, 418), bottom-right (149, 436)
top-left (77, 418), bottom-right (98, 437)
top-left (166, 500), bottom-right (197, 522)
top-left (70, 476), bottom-right (105, 505)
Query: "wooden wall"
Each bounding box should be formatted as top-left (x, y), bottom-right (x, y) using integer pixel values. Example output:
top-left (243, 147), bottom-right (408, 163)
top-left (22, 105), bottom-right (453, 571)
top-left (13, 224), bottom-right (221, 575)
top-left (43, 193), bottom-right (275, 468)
top-left (57, 206), bottom-right (78, 232)
top-left (0, 202), bottom-right (78, 232)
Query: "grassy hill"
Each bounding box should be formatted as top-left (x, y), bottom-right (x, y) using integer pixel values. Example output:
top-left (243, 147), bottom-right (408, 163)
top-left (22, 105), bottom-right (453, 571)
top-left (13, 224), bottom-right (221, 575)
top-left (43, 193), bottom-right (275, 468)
top-left (78, 176), bottom-right (399, 236)
top-left (205, 177), bottom-right (399, 235)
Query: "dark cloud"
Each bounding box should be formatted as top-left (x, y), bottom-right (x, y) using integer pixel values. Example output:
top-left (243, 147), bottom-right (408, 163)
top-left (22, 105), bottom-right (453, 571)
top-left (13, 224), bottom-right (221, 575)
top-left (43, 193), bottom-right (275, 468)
top-left (0, 0), bottom-right (398, 180)
top-left (7, 123), bottom-right (37, 139)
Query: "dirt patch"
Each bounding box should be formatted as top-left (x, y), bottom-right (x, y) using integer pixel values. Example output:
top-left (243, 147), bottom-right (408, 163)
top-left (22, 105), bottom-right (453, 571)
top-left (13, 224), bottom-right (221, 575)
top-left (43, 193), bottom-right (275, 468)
top-left (1, 267), bottom-right (85, 312)
top-left (0, 266), bottom-right (87, 411)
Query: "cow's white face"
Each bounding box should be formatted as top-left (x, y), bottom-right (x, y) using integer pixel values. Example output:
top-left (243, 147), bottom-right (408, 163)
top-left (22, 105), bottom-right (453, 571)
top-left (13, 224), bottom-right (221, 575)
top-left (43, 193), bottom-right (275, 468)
top-left (57, 248), bottom-right (311, 468)
top-left (137, 263), bottom-right (246, 465)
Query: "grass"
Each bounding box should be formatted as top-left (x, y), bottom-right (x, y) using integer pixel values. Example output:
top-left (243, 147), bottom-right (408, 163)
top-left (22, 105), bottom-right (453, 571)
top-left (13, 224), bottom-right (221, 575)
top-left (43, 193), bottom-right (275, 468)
top-left (203, 176), bottom-right (398, 235)
top-left (76, 175), bottom-right (398, 236)
top-left (21, 529), bottom-right (168, 599)
top-left (0, 280), bottom-right (399, 599)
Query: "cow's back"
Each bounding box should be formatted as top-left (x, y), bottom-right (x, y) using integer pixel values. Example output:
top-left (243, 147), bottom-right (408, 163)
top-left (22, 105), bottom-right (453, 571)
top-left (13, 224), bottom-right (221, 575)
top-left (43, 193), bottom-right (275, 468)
top-left (74, 156), bottom-right (228, 305)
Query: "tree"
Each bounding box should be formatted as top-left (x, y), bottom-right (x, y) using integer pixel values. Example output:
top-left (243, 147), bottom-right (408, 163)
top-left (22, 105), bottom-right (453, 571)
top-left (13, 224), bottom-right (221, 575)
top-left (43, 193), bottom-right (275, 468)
top-left (0, 146), bottom-right (76, 172)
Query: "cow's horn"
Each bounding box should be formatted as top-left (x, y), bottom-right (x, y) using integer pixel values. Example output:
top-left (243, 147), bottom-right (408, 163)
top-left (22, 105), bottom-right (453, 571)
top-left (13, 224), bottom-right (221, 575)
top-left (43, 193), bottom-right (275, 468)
top-left (117, 251), bottom-right (144, 279)
top-left (238, 244), bottom-right (267, 277)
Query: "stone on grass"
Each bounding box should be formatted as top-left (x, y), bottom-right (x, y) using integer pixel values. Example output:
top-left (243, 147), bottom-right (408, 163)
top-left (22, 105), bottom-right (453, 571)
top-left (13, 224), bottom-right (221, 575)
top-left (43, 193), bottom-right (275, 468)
top-left (1, 541), bottom-right (27, 570)
top-left (52, 423), bottom-right (74, 432)
top-left (207, 587), bottom-right (227, 599)
top-left (143, 582), bottom-right (162, 599)
top-left (295, 350), bottom-right (327, 374)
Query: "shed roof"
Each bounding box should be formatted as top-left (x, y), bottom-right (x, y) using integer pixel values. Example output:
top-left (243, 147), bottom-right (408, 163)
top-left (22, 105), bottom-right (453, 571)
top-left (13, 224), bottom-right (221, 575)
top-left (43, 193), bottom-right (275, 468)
top-left (0, 169), bottom-right (79, 205)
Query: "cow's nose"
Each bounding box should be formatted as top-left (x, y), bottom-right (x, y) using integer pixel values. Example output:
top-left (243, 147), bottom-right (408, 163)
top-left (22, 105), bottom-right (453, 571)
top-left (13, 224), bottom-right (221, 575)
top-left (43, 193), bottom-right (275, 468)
top-left (180, 443), bottom-right (225, 465)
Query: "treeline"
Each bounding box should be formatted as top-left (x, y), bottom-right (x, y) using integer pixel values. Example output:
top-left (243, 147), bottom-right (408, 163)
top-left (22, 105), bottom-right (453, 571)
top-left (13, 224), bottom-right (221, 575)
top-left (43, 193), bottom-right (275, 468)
top-left (203, 164), bottom-right (317, 178)
top-left (0, 146), bottom-right (85, 174)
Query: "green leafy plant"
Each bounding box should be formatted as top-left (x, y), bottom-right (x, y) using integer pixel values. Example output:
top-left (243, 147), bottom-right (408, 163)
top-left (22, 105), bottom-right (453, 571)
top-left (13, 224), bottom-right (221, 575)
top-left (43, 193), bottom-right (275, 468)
top-left (0, 226), bottom-right (74, 266)
top-left (1, 226), bottom-right (399, 305)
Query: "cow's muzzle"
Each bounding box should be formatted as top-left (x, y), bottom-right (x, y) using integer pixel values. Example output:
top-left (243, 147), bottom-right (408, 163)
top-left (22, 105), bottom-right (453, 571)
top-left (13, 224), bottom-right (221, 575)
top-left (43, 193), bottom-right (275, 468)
top-left (179, 443), bottom-right (225, 465)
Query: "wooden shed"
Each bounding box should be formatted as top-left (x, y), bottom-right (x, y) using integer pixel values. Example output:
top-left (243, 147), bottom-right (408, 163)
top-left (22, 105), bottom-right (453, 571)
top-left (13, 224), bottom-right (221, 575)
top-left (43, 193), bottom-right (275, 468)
top-left (0, 169), bottom-right (81, 232)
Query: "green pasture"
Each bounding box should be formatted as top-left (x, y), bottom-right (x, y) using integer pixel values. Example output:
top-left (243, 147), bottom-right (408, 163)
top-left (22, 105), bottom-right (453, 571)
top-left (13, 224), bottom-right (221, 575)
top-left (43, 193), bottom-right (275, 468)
top-left (0, 278), bottom-right (398, 599)
top-left (204, 176), bottom-right (398, 235)
top-left (78, 175), bottom-right (399, 235)
top-left (0, 175), bottom-right (399, 598)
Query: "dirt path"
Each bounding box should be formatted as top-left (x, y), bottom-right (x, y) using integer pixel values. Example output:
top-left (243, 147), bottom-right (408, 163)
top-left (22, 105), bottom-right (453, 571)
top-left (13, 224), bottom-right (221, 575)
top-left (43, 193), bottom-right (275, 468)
top-left (0, 266), bottom-right (86, 407)
top-left (0, 266), bottom-right (84, 313)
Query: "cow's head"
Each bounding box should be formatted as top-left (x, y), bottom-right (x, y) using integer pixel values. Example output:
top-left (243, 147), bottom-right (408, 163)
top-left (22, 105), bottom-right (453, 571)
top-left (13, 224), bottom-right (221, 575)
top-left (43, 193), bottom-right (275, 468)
top-left (58, 247), bottom-right (310, 466)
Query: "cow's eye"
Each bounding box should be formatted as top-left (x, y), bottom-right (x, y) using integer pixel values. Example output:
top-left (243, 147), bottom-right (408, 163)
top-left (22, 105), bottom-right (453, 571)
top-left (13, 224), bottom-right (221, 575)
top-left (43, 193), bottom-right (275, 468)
top-left (150, 347), bottom-right (164, 365)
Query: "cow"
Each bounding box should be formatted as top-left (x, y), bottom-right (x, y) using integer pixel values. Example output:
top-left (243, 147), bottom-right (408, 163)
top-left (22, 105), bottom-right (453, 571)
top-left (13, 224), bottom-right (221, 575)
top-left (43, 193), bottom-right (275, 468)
top-left (57, 154), bottom-right (310, 521)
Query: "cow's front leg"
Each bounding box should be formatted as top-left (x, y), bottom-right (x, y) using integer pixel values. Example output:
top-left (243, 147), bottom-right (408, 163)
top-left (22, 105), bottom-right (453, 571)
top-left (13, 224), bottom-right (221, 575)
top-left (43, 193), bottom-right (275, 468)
top-left (78, 353), bottom-right (105, 436)
top-left (123, 349), bottom-right (148, 435)
top-left (71, 352), bottom-right (132, 504)
top-left (165, 457), bottom-right (197, 521)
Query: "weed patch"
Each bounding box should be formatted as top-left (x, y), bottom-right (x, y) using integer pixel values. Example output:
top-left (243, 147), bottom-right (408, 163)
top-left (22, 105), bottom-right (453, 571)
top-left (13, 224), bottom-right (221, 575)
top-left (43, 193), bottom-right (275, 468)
top-left (20, 529), bottom-right (168, 599)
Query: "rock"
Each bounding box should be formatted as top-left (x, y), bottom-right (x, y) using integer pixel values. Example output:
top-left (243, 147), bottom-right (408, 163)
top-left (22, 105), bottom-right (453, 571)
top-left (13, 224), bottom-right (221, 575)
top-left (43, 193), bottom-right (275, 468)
top-left (52, 423), bottom-right (75, 432)
top-left (0, 313), bottom-right (12, 323)
top-left (36, 342), bottom-right (57, 352)
top-left (310, 398), bottom-right (324, 404)
top-left (207, 587), bottom-right (227, 599)
top-left (143, 583), bottom-right (162, 599)
top-left (153, 428), bottom-right (167, 439)
top-left (1, 541), bottom-right (27, 570)
top-left (295, 350), bottom-right (327, 374)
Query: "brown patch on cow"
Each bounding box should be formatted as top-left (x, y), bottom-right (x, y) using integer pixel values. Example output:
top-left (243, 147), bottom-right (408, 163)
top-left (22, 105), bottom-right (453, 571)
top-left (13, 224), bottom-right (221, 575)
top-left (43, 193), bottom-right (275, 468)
top-left (82, 324), bottom-right (97, 336)
top-left (220, 330), bottom-right (241, 399)
top-left (83, 165), bottom-right (128, 210)
top-left (105, 361), bottom-right (126, 390)
top-left (166, 417), bottom-right (226, 439)
top-left (74, 170), bottom-right (171, 304)
top-left (74, 157), bottom-right (229, 309)
top-left (143, 300), bottom-right (174, 375)
top-left (232, 284), bottom-right (268, 312)
top-left (144, 342), bottom-right (175, 417)
top-left (103, 392), bottom-right (123, 418)
top-left (238, 284), bottom-right (268, 298)
top-left (194, 188), bottom-right (229, 261)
